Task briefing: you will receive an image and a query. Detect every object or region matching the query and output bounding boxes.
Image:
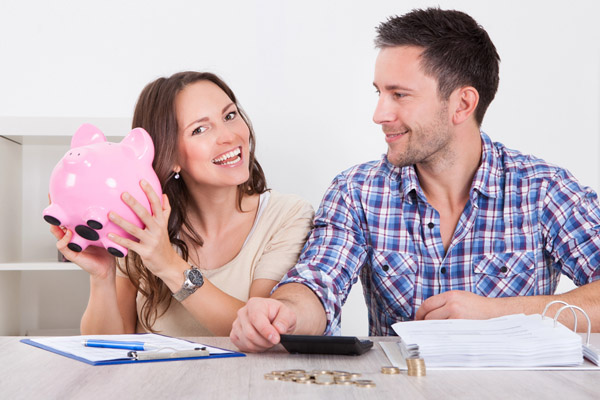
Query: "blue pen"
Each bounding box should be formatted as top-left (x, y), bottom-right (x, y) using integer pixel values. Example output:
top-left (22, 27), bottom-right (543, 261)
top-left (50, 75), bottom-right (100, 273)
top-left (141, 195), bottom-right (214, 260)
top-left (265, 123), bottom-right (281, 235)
top-left (83, 339), bottom-right (158, 351)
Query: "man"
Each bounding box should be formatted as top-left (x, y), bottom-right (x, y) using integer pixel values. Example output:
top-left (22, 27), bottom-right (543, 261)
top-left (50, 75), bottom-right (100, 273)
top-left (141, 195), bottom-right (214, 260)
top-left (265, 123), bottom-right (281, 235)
top-left (230, 8), bottom-right (600, 352)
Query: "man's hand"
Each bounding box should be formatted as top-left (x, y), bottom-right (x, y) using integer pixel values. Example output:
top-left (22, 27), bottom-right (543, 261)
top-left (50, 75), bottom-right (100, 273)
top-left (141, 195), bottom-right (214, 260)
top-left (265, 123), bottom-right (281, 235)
top-left (415, 290), bottom-right (500, 320)
top-left (230, 297), bottom-right (297, 352)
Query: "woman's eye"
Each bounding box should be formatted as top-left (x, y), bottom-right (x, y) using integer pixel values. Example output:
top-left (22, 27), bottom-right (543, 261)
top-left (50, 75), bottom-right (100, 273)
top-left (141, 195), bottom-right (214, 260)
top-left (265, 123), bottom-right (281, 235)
top-left (225, 111), bottom-right (237, 121)
top-left (192, 126), bottom-right (208, 135)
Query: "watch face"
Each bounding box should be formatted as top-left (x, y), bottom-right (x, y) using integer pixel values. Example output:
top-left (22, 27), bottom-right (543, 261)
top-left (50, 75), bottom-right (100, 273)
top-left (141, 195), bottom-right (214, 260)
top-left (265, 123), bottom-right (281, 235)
top-left (188, 268), bottom-right (204, 286)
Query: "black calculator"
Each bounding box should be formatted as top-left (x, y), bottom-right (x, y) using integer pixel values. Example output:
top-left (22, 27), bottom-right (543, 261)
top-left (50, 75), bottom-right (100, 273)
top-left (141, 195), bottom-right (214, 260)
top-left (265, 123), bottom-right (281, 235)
top-left (279, 334), bottom-right (373, 356)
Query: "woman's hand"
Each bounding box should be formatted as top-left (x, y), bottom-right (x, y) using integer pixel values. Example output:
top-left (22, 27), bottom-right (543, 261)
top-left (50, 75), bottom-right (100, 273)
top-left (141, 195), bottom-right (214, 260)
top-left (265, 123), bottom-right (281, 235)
top-left (50, 225), bottom-right (116, 279)
top-left (107, 179), bottom-right (179, 277)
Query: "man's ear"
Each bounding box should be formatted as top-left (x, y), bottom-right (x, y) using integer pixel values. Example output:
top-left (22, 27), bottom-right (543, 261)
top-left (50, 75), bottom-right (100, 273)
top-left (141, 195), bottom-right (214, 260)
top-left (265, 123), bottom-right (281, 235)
top-left (451, 86), bottom-right (479, 125)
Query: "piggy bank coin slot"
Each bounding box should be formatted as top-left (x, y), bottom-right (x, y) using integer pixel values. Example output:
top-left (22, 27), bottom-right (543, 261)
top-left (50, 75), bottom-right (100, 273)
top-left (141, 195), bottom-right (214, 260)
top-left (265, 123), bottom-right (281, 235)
top-left (75, 225), bottom-right (100, 241)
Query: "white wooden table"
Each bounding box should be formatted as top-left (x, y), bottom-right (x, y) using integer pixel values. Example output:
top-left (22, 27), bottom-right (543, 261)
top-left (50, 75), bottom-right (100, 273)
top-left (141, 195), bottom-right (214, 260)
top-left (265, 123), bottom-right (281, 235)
top-left (1, 336), bottom-right (599, 399)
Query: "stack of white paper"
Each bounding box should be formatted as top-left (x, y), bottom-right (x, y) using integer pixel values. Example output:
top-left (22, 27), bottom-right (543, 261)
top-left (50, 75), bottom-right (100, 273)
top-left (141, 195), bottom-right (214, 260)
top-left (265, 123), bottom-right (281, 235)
top-left (392, 314), bottom-right (583, 367)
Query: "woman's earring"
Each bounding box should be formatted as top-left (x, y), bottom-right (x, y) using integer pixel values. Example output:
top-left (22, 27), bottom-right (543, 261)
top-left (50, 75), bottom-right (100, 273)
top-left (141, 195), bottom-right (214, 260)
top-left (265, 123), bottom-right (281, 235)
top-left (174, 172), bottom-right (180, 180)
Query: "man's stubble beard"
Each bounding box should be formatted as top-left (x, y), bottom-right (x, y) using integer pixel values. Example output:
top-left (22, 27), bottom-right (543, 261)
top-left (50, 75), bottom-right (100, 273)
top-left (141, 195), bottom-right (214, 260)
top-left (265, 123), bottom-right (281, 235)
top-left (387, 105), bottom-right (451, 168)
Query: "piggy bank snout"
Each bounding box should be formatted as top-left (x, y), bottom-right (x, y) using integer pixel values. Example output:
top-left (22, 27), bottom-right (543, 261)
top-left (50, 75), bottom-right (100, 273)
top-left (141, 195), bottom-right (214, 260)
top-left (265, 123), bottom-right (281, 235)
top-left (62, 147), bottom-right (92, 167)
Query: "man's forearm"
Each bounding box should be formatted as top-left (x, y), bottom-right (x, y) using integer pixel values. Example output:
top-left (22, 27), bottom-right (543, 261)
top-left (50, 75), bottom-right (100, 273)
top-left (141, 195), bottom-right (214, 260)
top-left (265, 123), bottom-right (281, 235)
top-left (417, 280), bottom-right (600, 333)
top-left (546, 279), bottom-right (600, 332)
top-left (497, 280), bottom-right (600, 332)
top-left (272, 283), bottom-right (327, 335)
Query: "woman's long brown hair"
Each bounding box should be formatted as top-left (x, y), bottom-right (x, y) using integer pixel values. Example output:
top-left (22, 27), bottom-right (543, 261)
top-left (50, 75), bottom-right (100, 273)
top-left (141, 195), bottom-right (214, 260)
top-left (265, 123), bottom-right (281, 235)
top-left (123, 71), bottom-right (267, 332)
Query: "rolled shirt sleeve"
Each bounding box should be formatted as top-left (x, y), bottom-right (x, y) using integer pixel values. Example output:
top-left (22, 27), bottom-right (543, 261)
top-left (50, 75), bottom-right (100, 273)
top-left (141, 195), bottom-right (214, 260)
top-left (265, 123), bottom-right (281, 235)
top-left (274, 174), bottom-right (368, 335)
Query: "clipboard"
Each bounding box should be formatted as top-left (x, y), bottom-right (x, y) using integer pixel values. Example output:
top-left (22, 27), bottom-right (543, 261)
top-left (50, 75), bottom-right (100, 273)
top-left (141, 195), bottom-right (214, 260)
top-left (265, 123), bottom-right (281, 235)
top-left (21, 333), bottom-right (245, 366)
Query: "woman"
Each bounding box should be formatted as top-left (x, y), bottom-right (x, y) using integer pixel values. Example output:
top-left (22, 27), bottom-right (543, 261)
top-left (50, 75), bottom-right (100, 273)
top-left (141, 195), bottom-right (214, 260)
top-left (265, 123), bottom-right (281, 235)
top-left (50, 72), bottom-right (314, 336)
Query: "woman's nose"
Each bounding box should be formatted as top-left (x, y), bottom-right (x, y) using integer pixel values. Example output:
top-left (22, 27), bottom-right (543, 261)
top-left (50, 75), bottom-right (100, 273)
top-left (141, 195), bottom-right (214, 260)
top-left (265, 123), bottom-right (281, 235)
top-left (215, 124), bottom-right (236, 144)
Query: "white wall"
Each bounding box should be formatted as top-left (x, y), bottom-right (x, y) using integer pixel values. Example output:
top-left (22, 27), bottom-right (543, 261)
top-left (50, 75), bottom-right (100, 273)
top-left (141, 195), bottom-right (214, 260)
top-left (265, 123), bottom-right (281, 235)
top-left (1, 0), bottom-right (598, 336)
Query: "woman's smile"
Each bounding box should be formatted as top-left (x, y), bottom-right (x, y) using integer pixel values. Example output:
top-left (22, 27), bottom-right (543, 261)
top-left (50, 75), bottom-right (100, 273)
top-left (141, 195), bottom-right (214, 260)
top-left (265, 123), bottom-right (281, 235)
top-left (212, 146), bottom-right (242, 166)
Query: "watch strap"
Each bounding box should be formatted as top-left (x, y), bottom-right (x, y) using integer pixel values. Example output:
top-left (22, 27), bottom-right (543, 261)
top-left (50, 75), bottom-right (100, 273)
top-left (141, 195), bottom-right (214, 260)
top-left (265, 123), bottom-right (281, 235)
top-left (172, 264), bottom-right (203, 302)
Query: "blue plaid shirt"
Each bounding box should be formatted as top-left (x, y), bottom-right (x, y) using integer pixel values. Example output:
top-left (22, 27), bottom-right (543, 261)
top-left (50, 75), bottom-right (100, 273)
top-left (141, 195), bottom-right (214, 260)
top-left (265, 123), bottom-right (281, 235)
top-left (276, 132), bottom-right (600, 335)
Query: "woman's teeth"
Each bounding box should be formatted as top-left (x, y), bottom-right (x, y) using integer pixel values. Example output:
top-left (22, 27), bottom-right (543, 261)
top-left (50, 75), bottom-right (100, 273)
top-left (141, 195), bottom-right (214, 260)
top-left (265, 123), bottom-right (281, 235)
top-left (212, 148), bottom-right (241, 165)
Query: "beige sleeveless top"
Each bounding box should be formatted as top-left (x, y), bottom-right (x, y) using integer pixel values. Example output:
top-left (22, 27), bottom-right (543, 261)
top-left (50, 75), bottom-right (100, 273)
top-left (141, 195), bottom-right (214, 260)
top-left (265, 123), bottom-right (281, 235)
top-left (117, 191), bottom-right (314, 336)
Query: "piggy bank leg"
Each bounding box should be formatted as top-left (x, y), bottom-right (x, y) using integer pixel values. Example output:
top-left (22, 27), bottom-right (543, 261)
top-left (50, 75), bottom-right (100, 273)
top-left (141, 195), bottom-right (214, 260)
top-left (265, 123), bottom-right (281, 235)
top-left (67, 235), bottom-right (88, 253)
top-left (43, 204), bottom-right (66, 226)
top-left (83, 207), bottom-right (108, 230)
top-left (104, 241), bottom-right (127, 258)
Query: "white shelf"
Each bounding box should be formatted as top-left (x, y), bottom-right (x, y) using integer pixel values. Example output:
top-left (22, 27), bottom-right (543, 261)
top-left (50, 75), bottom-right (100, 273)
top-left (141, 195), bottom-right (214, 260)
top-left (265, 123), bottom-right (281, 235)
top-left (0, 117), bottom-right (113, 335)
top-left (0, 262), bottom-right (80, 271)
top-left (0, 116), bottom-right (130, 144)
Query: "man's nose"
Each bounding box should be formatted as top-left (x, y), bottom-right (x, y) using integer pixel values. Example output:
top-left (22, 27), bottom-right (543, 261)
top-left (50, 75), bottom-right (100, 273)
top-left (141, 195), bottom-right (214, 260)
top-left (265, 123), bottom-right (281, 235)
top-left (372, 96), bottom-right (396, 125)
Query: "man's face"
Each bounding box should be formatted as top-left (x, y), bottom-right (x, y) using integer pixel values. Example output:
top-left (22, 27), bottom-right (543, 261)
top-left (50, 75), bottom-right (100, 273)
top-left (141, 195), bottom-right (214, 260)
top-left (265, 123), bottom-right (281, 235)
top-left (373, 46), bottom-right (452, 168)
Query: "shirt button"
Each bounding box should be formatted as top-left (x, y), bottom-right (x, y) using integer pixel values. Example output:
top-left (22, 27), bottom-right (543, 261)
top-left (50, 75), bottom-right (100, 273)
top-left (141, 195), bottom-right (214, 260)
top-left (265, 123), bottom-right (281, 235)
top-left (427, 222), bottom-right (435, 229)
top-left (382, 265), bottom-right (389, 272)
top-left (500, 266), bottom-right (508, 273)
top-left (440, 267), bottom-right (447, 274)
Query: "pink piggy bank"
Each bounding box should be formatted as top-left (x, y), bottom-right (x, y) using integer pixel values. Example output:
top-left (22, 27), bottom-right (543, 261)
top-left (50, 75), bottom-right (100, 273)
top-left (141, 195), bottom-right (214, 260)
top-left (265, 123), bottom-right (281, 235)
top-left (43, 123), bottom-right (162, 258)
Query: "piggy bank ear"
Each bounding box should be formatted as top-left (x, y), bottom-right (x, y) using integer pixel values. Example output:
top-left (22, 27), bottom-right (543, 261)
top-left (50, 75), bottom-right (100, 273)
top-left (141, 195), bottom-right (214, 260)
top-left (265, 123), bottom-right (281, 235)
top-left (71, 124), bottom-right (106, 148)
top-left (120, 127), bottom-right (155, 164)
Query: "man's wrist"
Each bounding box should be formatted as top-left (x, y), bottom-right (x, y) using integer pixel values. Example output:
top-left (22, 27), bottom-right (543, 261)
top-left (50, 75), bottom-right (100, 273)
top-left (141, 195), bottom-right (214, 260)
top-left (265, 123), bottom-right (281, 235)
top-left (272, 283), bottom-right (327, 335)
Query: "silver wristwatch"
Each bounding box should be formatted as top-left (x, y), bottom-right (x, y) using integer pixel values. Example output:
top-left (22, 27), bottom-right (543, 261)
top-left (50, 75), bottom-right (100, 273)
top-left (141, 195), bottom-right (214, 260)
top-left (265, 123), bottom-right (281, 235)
top-left (172, 265), bottom-right (204, 302)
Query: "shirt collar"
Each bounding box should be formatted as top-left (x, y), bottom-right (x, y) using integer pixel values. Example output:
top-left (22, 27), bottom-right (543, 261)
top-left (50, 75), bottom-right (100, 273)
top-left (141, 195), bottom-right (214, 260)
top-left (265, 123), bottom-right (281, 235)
top-left (390, 131), bottom-right (501, 203)
top-left (377, 155), bottom-right (419, 201)
top-left (379, 155), bottom-right (402, 181)
top-left (471, 131), bottom-right (501, 199)
top-left (400, 165), bottom-right (426, 204)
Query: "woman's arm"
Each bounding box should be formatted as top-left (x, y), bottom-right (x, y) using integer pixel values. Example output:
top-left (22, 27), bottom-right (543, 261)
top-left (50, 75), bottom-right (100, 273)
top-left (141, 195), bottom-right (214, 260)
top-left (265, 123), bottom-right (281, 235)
top-left (109, 184), bottom-right (314, 336)
top-left (51, 225), bottom-right (137, 334)
top-left (80, 271), bottom-right (137, 334)
top-left (249, 279), bottom-right (280, 298)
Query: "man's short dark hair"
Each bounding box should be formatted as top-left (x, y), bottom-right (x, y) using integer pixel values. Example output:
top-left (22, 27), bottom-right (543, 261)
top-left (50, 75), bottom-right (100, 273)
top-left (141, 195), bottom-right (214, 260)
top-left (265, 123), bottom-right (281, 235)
top-left (375, 8), bottom-right (500, 126)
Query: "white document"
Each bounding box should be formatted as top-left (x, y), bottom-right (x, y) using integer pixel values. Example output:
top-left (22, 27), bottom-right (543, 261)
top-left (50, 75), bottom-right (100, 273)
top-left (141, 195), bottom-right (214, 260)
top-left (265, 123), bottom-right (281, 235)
top-left (379, 341), bottom-right (600, 371)
top-left (390, 314), bottom-right (592, 368)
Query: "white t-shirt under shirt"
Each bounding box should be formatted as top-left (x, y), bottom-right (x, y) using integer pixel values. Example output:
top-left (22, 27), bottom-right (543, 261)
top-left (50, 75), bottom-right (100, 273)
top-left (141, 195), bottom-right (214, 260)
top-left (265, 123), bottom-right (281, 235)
top-left (117, 191), bottom-right (314, 336)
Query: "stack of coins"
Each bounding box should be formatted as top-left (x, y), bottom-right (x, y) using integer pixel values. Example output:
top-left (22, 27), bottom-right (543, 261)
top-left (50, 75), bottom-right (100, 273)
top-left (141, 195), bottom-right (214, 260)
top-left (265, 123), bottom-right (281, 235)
top-left (405, 357), bottom-right (426, 376)
top-left (264, 369), bottom-right (375, 388)
top-left (353, 379), bottom-right (376, 388)
top-left (380, 366), bottom-right (401, 375)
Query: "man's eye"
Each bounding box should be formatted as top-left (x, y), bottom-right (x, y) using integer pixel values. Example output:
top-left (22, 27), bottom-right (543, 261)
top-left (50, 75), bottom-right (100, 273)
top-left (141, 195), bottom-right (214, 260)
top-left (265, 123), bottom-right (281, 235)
top-left (225, 111), bottom-right (237, 121)
top-left (192, 126), bottom-right (207, 135)
top-left (393, 93), bottom-right (406, 99)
